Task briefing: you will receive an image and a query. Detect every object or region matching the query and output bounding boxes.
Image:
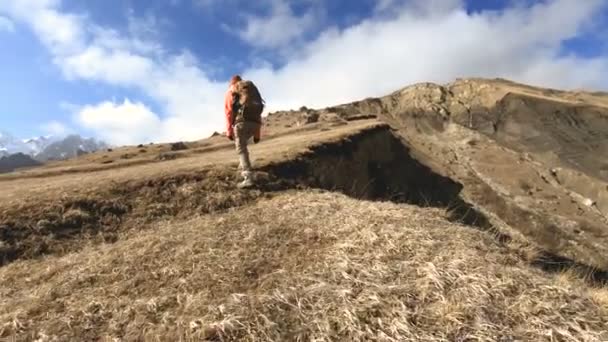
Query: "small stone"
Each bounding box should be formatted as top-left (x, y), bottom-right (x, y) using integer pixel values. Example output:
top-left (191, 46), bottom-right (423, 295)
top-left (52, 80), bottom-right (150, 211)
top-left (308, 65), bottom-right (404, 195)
top-left (190, 319), bottom-right (203, 332)
top-left (170, 142), bottom-right (188, 151)
top-left (582, 198), bottom-right (595, 207)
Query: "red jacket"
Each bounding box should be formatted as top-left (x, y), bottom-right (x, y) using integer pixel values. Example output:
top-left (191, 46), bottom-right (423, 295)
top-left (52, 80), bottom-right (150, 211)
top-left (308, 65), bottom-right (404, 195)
top-left (224, 86), bottom-right (236, 138)
top-left (224, 84), bottom-right (261, 140)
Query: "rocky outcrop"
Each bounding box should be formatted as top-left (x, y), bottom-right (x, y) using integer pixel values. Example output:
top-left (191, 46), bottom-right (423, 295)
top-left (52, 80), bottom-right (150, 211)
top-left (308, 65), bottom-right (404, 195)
top-left (289, 78), bottom-right (608, 270)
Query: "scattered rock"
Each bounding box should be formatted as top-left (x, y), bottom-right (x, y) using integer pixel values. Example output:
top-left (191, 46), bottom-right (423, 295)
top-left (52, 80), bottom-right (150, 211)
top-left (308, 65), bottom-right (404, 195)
top-left (301, 111), bottom-right (320, 124)
top-left (583, 198), bottom-right (595, 207)
top-left (120, 153), bottom-right (137, 160)
top-left (157, 152), bottom-right (178, 161)
top-left (137, 144), bottom-right (144, 148)
top-left (170, 142), bottom-right (188, 151)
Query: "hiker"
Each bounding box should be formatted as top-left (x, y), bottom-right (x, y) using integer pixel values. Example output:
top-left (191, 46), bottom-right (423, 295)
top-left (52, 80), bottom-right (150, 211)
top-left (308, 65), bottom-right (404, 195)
top-left (224, 74), bottom-right (265, 188)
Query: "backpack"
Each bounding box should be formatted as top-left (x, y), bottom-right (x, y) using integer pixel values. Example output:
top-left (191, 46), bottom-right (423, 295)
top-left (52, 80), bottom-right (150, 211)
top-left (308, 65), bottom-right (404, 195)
top-left (234, 80), bottom-right (265, 123)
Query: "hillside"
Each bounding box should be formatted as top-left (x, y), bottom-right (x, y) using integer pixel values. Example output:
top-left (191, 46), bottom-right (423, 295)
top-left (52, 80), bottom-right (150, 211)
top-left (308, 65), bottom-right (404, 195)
top-left (0, 153), bottom-right (42, 174)
top-left (1, 78), bottom-right (608, 341)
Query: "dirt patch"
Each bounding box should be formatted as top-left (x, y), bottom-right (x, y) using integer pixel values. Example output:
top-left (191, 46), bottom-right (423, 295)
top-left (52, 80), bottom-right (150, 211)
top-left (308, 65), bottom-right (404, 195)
top-left (264, 125), bottom-right (490, 227)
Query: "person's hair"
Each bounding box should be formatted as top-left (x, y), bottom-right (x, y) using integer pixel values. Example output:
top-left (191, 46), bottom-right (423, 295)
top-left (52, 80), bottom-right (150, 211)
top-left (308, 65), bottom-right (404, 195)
top-left (230, 75), bottom-right (242, 84)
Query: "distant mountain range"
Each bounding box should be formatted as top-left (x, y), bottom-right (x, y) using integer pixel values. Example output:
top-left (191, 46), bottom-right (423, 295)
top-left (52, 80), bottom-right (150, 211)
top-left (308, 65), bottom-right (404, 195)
top-left (0, 131), bottom-right (108, 162)
top-left (36, 135), bottom-right (109, 161)
top-left (23, 136), bottom-right (54, 156)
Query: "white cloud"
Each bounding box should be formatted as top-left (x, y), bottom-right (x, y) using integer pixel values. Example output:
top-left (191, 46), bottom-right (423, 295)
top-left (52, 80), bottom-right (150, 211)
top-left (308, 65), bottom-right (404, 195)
top-left (61, 45), bottom-right (155, 85)
top-left (1, 0), bottom-right (607, 146)
top-left (375, 0), bottom-right (397, 12)
top-left (235, 0), bottom-right (319, 48)
top-left (244, 0), bottom-right (608, 110)
top-left (42, 121), bottom-right (70, 136)
top-left (77, 99), bottom-right (162, 145)
top-left (0, 0), bottom-right (225, 145)
top-left (373, 0), bottom-right (462, 17)
top-left (200, 0), bottom-right (323, 49)
top-left (0, 16), bottom-right (15, 32)
top-left (32, 10), bottom-right (84, 55)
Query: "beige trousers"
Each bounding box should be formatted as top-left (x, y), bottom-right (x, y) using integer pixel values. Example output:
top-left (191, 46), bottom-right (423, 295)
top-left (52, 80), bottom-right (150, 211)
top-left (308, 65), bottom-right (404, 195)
top-left (234, 121), bottom-right (261, 172)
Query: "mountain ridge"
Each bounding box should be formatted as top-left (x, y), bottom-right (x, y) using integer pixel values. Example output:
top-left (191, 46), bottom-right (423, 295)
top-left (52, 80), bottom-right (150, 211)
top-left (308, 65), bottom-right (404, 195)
top-left (0, 132), bottom-right (108, 166)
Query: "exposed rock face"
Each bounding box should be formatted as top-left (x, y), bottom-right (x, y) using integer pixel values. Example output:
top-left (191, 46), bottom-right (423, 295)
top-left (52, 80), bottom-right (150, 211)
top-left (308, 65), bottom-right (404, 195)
top-left (295, 78), bottom-right (608, 269)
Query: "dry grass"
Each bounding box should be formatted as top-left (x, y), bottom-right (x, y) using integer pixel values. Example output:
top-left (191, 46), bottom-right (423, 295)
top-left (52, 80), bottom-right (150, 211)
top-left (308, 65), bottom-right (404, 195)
top-left (0, 166), bottom-right (281, 266)
top-left (1, 191), bottom-right (606, 341)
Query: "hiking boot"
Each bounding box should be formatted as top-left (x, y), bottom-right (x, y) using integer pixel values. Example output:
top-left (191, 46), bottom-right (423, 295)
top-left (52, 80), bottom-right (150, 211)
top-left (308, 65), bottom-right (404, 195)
top-left (237, 170), bottom-right (255, 189)
top-left (237, 178), bottom-right (254, 189)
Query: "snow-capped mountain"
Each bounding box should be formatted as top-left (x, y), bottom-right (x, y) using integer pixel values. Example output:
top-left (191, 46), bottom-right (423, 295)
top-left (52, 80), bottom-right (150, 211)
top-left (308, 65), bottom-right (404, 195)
top-left (0, 131), bottom-right (36, 155)
top-left (36, 134), bottom-right (108, 161)
top-left (0, 131), bottom-right (108, 162)
top-left (23, 136), bottom-right (55, 155)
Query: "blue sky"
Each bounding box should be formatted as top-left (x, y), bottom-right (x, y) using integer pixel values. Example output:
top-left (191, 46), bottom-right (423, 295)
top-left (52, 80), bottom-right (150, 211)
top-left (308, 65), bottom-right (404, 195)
top-left (0, 0), bottom-right (607, 145)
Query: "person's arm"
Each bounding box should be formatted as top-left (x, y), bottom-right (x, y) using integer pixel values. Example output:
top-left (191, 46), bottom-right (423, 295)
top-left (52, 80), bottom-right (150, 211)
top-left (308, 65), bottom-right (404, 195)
top-left (253, 124), bottom-right (261, 143)
top-left (224, 90), bottom-right (234, 139)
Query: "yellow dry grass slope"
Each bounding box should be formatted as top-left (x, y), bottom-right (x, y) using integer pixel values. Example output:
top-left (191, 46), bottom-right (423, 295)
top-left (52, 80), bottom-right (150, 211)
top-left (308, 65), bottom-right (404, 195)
top-left (2, 191), bottom-right (607, 341)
